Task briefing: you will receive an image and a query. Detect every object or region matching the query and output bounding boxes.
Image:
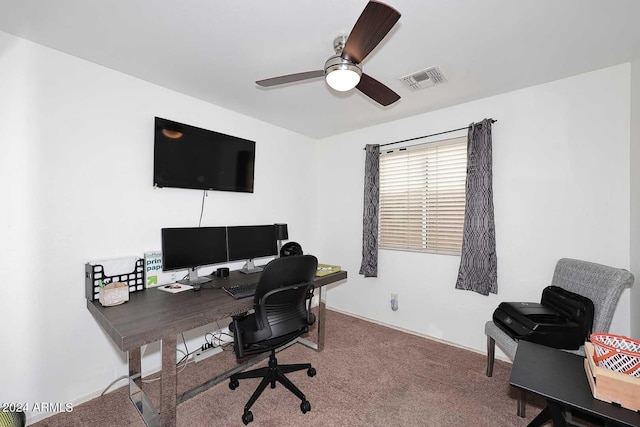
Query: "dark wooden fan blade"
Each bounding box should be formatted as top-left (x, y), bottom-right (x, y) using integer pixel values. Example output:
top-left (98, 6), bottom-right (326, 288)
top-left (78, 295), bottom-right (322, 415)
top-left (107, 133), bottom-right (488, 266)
top-left (256, 70), bottom-right (324, 87)
top-left (342, 1), bottom-right (400, 64)
top-left (356, 73), bottom-right (400, 106)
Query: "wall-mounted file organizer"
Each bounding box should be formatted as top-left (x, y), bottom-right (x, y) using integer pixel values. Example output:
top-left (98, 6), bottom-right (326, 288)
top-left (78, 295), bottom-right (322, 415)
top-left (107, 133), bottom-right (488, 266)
top-left (85, 257), bottom-right (145, 301)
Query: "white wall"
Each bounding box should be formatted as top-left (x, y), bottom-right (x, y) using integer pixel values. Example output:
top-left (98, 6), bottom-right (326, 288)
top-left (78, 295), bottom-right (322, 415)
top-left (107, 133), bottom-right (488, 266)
top-left (0, 31), bottom-right (317, 422)
top-left (631, 57), bottom-right (640, 340)
top-left (315, 64), bottom-right (632, 356)
top-left (0, 27), bottom-right (635, 423)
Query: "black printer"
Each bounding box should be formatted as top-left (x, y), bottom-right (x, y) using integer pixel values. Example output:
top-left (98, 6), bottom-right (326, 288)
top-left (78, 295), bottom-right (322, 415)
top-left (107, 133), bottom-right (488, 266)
top-left (492, 285), bottom-right (594, 350)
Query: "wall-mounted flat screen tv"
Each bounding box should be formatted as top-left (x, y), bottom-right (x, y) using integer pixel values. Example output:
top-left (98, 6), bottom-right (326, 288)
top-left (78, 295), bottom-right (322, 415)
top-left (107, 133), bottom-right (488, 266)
top-left (153, 117), bottom-right (255, 192)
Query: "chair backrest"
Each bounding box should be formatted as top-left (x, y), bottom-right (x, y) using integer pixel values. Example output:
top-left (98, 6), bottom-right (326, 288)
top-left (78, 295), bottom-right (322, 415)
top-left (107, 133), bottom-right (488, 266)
top-left (252, 255), bottom-right (318, 341)
top-left (551, 258), bottom-right (634, 334)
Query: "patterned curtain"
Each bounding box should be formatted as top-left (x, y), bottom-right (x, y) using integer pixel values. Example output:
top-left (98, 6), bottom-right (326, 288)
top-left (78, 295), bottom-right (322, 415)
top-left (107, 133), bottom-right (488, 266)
top-left (455, 119), bottom-right (498, 295)
top-left (359, 144), bottom-right (380, 277)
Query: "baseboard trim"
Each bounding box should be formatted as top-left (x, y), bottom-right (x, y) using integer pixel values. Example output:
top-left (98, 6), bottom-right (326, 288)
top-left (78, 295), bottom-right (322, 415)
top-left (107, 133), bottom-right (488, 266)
top-left (27, 306), bottom-right (508, 425)
top-left (26, 366), bottom-right (163, 425)
top-left (326, 306), bottom-right (512, 363)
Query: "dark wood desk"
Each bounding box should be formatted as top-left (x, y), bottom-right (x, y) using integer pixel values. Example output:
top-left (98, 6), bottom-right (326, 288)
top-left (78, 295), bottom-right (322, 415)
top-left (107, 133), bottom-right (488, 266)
top-left (87, 269), bottom-right (347, 427)
top-left (510, 340), bottom-right (640, 427)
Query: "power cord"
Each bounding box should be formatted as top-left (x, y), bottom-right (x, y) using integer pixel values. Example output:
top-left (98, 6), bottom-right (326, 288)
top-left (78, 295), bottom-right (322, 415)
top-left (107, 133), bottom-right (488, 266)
top-left (198, 190), bottom-right (208, 227)
top-left (143, 348), bottom-right (191, 384)
top-left (101, 376), bottom-right (128, 396)
top-left (200, 341), bottom-right (216, 351)
top-left (101, 332), bottom-right (199, 393)
top-left (199, 320), bottom-right (235, 351)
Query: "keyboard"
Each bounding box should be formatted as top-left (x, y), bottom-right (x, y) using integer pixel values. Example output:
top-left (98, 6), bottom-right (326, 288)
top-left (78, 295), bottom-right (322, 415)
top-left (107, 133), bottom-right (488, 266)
top-left (223, 282), bottom-right (258, 300)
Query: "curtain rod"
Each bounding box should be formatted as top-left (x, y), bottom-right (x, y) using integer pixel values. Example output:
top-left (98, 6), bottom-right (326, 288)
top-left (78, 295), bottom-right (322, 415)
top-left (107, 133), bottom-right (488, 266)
top-left (363, 119), bottom-right (497, 150)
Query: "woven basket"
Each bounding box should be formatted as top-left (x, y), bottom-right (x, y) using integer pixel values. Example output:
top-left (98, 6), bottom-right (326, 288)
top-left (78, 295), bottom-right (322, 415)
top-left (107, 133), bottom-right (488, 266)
top-left (590, 333), bottom-right (640, 377)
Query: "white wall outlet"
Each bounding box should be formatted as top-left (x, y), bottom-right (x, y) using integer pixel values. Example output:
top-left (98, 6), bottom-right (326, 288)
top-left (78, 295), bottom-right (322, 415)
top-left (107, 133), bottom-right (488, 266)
top-left (391, 293), bottom-right (399, 311)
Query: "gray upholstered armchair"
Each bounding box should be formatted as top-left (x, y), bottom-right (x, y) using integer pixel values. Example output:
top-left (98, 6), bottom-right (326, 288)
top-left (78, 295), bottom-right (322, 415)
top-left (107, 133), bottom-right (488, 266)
top-left (484, 258), bottom-right (634, 417)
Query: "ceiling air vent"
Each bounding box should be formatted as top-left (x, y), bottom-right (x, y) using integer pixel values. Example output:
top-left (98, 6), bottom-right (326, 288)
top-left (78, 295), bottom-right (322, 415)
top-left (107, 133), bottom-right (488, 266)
top-left (399, 66), bottom-right (447, 91)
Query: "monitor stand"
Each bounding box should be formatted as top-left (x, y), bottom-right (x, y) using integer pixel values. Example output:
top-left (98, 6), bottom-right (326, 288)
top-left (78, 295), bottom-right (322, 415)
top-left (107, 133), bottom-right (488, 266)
top-left (177, 267), bottom-right (212, 285)
top-left (239, 259), bottom-right (263, 274)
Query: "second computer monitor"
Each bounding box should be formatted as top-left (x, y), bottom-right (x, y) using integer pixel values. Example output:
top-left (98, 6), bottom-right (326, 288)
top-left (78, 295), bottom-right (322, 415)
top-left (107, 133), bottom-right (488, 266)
top-left (227, 225), bottom-right (277, 274)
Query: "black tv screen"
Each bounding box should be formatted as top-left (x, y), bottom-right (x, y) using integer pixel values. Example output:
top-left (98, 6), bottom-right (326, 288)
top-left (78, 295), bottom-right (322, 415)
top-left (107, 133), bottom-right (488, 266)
top-left (153, 117), bottom-right (255, 192)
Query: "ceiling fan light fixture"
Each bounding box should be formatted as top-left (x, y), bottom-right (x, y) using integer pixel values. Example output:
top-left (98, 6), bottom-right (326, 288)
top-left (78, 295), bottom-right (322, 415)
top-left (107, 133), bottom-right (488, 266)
top-left (324, 56), bottom-right (362, 92)
top-left (255, 1), bottom-right (401, 105)
top-left (326, 68), bottom-right (361, 92)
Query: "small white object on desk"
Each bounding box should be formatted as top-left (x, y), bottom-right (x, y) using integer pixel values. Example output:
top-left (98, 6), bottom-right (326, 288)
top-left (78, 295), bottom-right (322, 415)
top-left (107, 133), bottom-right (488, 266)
top-left (157, 283), bottom-right (194, 294)
top-left (99, 282), bottom-right (129, 306)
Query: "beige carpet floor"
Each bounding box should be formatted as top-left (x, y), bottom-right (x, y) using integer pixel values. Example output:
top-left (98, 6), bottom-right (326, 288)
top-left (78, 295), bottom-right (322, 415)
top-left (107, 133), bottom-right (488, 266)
top-left (33, 309), bottom-right (558, 426)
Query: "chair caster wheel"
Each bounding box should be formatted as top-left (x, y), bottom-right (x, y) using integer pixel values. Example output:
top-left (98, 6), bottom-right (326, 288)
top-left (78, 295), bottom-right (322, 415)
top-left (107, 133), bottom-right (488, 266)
top-left (300, 399), bottom-right (311, 414)
top-left (307, 367), bottom-right (316, 377)
top-left (229, 379), bottom-right (239, 390)
top-left (242, 410), bottom-right (253, 425)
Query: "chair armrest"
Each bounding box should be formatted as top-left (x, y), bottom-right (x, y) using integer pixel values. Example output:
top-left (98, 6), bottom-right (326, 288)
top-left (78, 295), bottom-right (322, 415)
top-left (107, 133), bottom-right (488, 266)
top-left (306, 287), bottom-right (315, 325)
top-left (231, 311), bottom-right (249, 321)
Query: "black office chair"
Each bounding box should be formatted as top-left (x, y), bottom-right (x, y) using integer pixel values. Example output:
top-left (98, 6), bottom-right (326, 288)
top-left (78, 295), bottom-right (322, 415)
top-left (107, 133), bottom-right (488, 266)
top-left (228, 255), bottom-right (318, 425)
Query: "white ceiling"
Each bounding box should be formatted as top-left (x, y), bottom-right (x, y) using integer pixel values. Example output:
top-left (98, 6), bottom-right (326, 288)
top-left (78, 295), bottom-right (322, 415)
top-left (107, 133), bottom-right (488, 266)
top-left (1, 0), bottom-right (640, 139)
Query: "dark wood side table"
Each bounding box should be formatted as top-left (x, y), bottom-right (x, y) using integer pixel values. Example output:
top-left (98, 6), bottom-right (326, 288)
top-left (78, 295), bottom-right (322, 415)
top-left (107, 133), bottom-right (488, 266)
top-left (509, 340), bottom-right (640, 427)
top-left (87, 269), bottom-right (347, 427)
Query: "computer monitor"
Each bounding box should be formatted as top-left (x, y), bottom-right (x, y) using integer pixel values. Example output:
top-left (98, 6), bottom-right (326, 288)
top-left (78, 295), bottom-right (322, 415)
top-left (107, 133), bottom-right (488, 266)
top-left (161, 226), bottom-right (228, 285)
top-left (227, 225), bottom-right (277, 274)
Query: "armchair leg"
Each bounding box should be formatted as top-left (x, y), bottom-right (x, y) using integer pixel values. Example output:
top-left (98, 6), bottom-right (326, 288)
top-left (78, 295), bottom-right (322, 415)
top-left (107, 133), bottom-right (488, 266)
top-left (486, 336), bottom-right (495, 377)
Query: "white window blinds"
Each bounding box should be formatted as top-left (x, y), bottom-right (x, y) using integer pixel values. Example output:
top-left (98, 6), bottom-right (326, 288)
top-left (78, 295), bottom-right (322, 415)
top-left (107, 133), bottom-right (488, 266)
top-left (379, 136), bottom-right (467, 255)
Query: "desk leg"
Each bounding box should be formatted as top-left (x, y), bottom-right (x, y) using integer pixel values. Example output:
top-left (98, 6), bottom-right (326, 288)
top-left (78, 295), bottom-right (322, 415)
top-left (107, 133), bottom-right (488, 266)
top-left (316, 286), bottom-right (326, 351)
top-left (129, 348), bottom-right (142, 387)
top-left (297, 286), bottom-right (326, 352)
top-left (160, 335), bottom-right (178, 427)
top-left (129, 348), bottom-right (160, 427)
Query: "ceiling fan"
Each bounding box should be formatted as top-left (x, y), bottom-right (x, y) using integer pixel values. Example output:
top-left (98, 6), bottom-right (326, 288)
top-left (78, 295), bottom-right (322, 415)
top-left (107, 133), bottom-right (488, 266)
top-left (256, 1), bottom-right (401, 106)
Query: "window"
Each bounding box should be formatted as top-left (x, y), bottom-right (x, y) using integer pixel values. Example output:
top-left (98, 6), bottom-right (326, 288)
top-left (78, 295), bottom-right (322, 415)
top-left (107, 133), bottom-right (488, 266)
top-left (379, 136), bottom-right (467, 255)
